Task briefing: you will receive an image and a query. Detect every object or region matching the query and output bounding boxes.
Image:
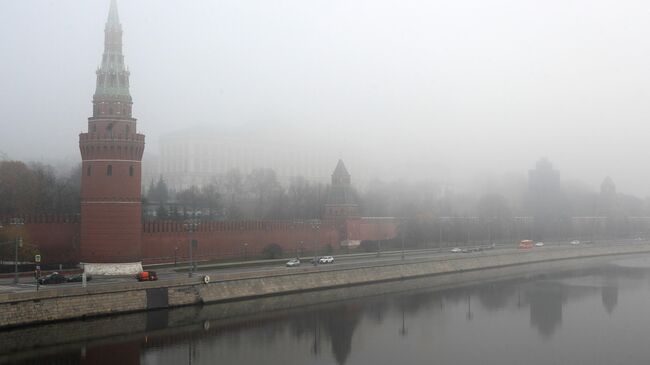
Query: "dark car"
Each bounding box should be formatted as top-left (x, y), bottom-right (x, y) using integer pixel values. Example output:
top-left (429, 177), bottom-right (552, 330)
top-left (38, 272), bottom-right (67, 285)
top-left (67, 274), bottom-right (92, 283)
top-left (136, 271), bottom-right (158, 281)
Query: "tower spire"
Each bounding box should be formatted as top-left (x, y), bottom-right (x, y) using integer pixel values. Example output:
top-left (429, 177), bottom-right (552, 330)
top-left (107, 0), bottom-right (120, 30)
top-left (93, 0), bottom-right (131, 116)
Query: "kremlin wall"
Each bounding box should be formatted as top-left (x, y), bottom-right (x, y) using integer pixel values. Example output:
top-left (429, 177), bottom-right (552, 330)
top-left (7, 214), bottom-right (399, 266)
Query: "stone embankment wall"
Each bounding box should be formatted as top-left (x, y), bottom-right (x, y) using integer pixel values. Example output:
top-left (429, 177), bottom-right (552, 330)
top-left (1, 244), bottom-right (650, 328)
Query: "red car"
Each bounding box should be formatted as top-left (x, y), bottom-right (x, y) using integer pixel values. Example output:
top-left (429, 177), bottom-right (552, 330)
top-left (136, 271), bottom-right (158, 281)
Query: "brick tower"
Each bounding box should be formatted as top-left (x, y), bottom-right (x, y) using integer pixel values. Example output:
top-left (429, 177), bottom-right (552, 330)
top-left (78, 0), bottom-right (145, 275)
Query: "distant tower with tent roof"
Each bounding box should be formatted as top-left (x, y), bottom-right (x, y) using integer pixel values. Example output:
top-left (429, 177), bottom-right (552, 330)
top-left (324, 160), bottom-right (361, 247)
top-left (324, 159), bottom-right (360, 219)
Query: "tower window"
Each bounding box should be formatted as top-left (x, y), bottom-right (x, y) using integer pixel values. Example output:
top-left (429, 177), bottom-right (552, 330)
top-left (107, 165), bottom-right (112, 176)
top-left (129, 165), bottom-right (134, 177)
top-left (87, 165), bottom-right (91, 176)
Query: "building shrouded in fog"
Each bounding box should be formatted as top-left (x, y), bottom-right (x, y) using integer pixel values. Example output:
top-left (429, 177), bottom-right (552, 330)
top-left (158, 128), bottom-right (333, 190)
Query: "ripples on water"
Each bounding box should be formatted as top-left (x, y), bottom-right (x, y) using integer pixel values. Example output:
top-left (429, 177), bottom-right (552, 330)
top-left (5, 256), bottom-right (650, 365)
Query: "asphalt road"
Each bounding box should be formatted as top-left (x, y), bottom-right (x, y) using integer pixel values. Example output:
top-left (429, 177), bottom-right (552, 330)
top-left (0, 240), bottom-right (646, 293)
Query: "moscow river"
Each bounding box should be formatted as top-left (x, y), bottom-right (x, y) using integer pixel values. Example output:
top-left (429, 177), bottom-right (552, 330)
top-left (5, 255), bottom-right (650, 365)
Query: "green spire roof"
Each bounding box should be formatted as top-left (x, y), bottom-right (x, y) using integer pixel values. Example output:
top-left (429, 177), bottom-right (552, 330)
top-left (94, 0), bottom-right (130, 99)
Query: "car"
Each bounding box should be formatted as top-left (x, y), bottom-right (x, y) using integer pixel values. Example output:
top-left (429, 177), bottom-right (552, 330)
top-left (135, 271), bottom-right (158, 281)
top-left (570, 240), bottom-right (580, 245)
top-left (67, 274), bottom-right (92, 283)
top-left (286, 258), bottom-right (301, 267)
top-left (38, 272), bottom-right (67, 285)
top-left (318, 256), bottom-right (334, 264)
top-left (535, 242), bottom-right (544, 247)
top-left (451, 248), bottom-right (462, 253)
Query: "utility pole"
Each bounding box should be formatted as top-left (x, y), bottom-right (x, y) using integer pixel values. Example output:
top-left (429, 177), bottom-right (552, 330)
top-left (312, 222), bottom-right (320, 266)
top-left (377, 239), bottom-right (381, 257)
top-left (10, 218), bottom-right (24, 284)
top-left (185, 210), bottom-right (199, 278)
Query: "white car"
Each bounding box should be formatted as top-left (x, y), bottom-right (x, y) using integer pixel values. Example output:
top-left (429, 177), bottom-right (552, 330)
top-left (535, 242), bottom-right (544, 247)
top-left (318, 256), bottom-right (334, 264)
top-left (286, 258), bottom-right (301, 267)
top-left (570, 240), bottom-right (580, 245)
top-left (451, 248), bottom-right (462, 253)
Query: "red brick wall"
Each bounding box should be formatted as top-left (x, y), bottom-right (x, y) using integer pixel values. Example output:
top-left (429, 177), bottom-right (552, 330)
top-left (359, 218), bottom-right (400, 241)
top-left (141, 220), bottom-right (341, 264)
top-left (27, 222), bottom-right (79, 263)
top-left (80, 203), bottom-right (142, 263)
top-left (12, 216), bottom-right (399, 265)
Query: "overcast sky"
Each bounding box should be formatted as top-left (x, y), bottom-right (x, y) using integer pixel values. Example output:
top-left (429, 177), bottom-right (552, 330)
top-left (2, 0), bottom-right (650, 195)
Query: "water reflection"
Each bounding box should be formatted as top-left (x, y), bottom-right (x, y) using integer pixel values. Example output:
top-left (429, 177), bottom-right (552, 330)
top-left (4, 257), bottom-right (650, 365)
top-left (601, 286), bottom-right (618, 314)
top-left (527, 281), bottom-right (566, 338)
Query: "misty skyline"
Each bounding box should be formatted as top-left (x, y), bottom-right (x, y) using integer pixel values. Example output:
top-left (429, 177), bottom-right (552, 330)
top-left (2, 1), bottom-right (650, 195)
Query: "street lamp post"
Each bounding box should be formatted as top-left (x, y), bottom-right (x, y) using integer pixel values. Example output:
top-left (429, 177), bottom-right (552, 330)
top-left (438, 219), bottom-right (443, 251)
top-left (185, 211), bottom-right (199, 278)
top-left (377, 239), bottom-right (381, 257)
top-left (10, 218), bottom-right (24, 284)
top-left (311, 222), bottom-right (320, 266)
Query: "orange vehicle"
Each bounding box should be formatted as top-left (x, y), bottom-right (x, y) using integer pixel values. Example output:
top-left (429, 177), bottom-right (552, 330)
top-left (518, 240), bottom-right (534, 249)
top-left (136, 271), bottom-right (158, 281)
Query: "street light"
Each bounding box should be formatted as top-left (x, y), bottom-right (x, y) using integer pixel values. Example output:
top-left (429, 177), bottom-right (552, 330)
top-left (297, 241), bottom-right (303, 259)
top-left (9, 218), bottom-right (24, 284)
top-left (311, 222), bottom-right (320, 266)
top-left (401, 231), bottom-right (405, 260)
top-left (184, 211), bottom-right (199, 278)
top-left (377, 239), bottom-right (381, 257)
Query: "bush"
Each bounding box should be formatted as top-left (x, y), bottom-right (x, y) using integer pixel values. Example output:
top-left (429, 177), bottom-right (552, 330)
top-left (359, 240), bottom-right (377, 252)
top-left (262, 243), bottom-right (283, 259)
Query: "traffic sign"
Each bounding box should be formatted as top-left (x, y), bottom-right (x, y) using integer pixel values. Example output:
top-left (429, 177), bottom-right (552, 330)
top-left (35, 254), bottom-right (41, 263)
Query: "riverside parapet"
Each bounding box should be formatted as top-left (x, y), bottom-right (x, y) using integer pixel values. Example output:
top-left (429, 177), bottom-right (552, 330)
top-left (2, 244), bottom-right (650, 328)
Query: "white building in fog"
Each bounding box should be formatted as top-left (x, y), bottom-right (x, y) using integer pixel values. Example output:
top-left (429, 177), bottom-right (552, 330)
top-left (157, 128), bottom-right (332, 191)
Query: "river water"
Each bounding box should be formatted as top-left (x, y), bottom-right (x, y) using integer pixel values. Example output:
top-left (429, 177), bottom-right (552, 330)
top-left (6, 255), bottom-right (650, 365)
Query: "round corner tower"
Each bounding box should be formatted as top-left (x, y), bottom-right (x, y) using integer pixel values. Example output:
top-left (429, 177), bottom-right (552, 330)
top-left (78, 0), bottom-right (145, 275)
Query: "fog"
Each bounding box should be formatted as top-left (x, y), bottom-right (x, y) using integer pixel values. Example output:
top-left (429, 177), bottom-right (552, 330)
top-left (2, 0), bottom-right (650, 195)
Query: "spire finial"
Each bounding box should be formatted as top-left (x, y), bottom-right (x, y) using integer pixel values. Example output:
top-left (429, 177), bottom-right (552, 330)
top-left (107, 0), bottom-right (120, 29)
